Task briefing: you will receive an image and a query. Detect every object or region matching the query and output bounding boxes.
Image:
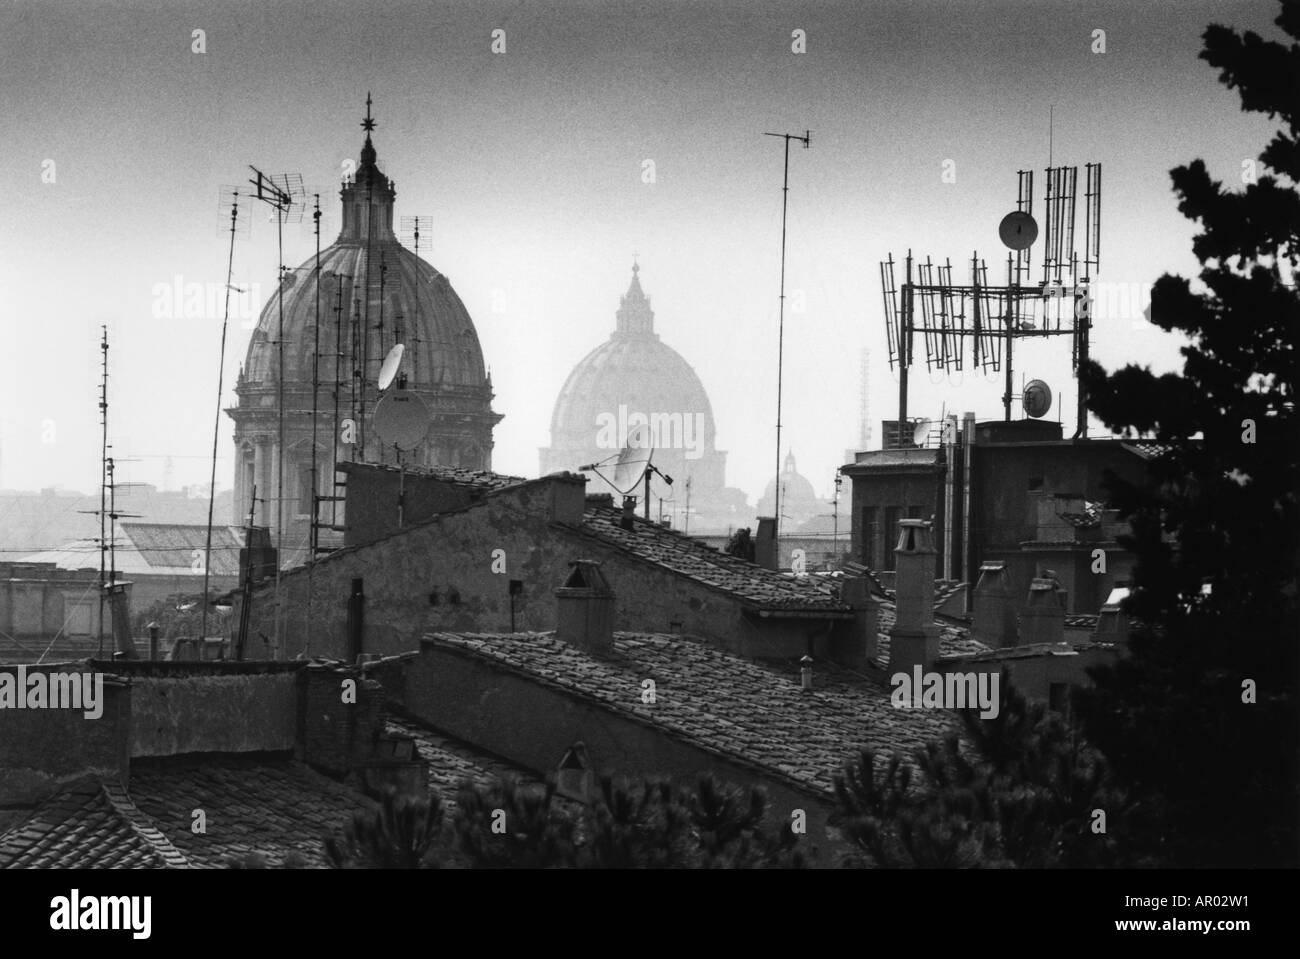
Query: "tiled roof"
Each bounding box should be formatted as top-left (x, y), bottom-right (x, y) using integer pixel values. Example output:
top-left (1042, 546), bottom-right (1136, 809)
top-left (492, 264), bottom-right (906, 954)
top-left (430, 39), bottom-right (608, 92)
top-left (120, 523), bottom-right (245, 575)
top-left (941, 640), bottom-right (1118, 663)
top-left (1122, 440), bottom-right (1179, 460)
top-left (424, 631), bottom-right (961, 798)
top-left (341, 461), bottom-right (526, 492)
top-left (387, 718), bottom-right (540, 804)
top-left (1065, 614), bottom-right (1100, 630)
top-left (21, 524), bottom-right (245, 577)
top-left (573, 506), bottom-right (851, 612)
top-left (0, 778), bottom-right (190, 869)
top-left (126, 754), bottom-right (375, 868)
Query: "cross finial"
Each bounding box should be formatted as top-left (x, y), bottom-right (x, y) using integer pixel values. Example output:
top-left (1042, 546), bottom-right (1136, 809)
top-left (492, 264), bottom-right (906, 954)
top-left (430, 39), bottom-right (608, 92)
top-left (632, 252), bottom-right (640, 274)
top-left (362, 92), bottom-right (377, 134)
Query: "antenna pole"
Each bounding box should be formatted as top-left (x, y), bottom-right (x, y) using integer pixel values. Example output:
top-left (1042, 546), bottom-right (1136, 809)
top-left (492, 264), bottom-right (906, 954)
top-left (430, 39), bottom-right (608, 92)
top-left (201, 191), bottom-right (239, 646)
top-left (763, 129), bottom-right (810, 539)
top-left (305, 193), bottom-right (322, 653)
top-left (97, 327), bottom-right (108, 657)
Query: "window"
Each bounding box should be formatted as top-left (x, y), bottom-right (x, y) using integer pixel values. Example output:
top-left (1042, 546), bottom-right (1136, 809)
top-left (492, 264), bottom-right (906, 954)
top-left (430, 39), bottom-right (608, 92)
top-left (862, 507), bottom-right (878, 569)
top-left (65, 599), bottom-right (92, 636)
top-left (1028, 476), bottom-right (1045, 491)
top-left (297, 465), bottom-right (315, 519)
top-left (1049, 682), bottom-right (1070, 715)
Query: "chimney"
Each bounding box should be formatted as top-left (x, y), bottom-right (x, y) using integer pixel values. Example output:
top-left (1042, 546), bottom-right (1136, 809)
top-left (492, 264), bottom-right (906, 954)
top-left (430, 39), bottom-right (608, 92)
top-left (1094, 584), bottom-right (1132, 646)
top-left (755, 516), bottom-right (777, 570)
top-left (620, 496), bottom-right (636, 531)
top-left (1020, 570), bottom-right (1066, 646)
top-left (972, 561), bottom-right (1017, 648)
top-left (889, 519), bottom-right (939, 674)
top-left (832, 574), bottom-right (878, 666)
top-left (549, 472), bottom-right (587, 524)
top-left (555, 560), bottom-right (616, 654)
top-left (107, 581), bottom-right (138, 660)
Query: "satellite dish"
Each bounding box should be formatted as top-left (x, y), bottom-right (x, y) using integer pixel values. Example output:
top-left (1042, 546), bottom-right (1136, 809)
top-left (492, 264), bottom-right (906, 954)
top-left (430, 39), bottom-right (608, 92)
top-left (1023, 379), bottom-right (1053, 418)
top-left (998, 210), bottom-right (1039, 251)
top-left (610, 424), bottom-right (654, 494)
top-left (912, 418), bottom-right (933, 447)
top-left (377, 343), bottom-right (405, 391)
top-left (372, 390), bottom-right (429, 450)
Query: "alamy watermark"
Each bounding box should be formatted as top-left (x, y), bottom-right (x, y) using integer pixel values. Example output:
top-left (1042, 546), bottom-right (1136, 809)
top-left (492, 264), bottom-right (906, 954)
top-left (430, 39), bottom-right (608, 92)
top-left (50, 890), bottom-right (151, 939)
top-left (151, 275), bottom-right (263, 328)
top-left (594, 404), bottom-right (705, 460)
top-left (890, 666), bottom-right (1000, 719)
top-left (0, 666), bottom-right (104, 719)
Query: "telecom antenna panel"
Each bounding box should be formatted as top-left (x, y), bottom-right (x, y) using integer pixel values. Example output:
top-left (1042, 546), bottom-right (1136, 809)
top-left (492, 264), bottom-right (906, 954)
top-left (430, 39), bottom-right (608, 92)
top-left (881, 161), bottom-right (1101, 439)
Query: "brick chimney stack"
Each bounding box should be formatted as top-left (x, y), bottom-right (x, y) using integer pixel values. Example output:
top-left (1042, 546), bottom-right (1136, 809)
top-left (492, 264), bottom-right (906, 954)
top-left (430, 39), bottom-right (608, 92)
top-left (890, 519), bottom-right (939, 674)
top-left (1020, 570), bottom-right (1066, 646)
top-left (555, 560), bottom-right (616, 654)
top-left (972, 561), bottom-right (1017, 648)
top-left (755, 516), bottom-right (777, 570)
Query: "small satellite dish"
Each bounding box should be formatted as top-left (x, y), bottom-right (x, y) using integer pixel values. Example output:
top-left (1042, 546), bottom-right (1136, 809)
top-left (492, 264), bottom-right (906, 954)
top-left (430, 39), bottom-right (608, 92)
top-left (610, 424), bottom-right (655, 494)
top-left (377, 343), bottom-right (405, 392)
top-left (1023, 379), bottom-right (1053, 418)
top-left (912, 418), bottom-right (933, 447)
top-left (999, 210), bottom-right (1039, 251)
top-left (372, 390), bottom-right (429, 450)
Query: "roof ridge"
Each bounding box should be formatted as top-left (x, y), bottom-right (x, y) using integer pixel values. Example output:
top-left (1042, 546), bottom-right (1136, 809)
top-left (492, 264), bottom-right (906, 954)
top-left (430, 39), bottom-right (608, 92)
top-left (100, 780), bottom-right (193, 869)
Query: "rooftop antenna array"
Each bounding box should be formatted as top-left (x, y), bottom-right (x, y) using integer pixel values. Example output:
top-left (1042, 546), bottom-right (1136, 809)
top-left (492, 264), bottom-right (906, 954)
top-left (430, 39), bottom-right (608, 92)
top-left (763, 128), bottom-right (810, 543)
top-left (247, 164), bottom-right (305, 658)
top-left (80, 328), bottom-right (141, 657)
top-left (881, 160), bottom-right (1101, 440)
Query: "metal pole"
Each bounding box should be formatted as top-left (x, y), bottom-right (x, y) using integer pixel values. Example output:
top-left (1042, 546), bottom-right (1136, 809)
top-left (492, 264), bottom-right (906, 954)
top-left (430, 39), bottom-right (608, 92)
top-left (274, 203), bottom-right (285, 659)
top-left (899, 252), bottom-right (913, 442)
top-left (202, 193), bottom-right (239, 645)
top-left (1004, 254), bottom-right (1015, 421)
top-left (775, 133), bottom-right (790, 538)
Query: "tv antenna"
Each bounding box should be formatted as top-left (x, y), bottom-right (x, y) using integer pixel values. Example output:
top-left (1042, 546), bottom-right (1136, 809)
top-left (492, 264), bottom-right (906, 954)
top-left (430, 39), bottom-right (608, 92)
top-left (581, 424), bottom-right (672, 520)
top-left (763, 128), bottom-right (810, 542)
top-left (247, 164), bottom-right (305, 658)
top-left (201, 187), bottom-right (241, 645)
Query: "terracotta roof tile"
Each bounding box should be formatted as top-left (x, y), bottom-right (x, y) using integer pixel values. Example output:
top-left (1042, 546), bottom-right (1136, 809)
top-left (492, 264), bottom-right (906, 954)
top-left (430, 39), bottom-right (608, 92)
top-left (574, 507), bottom-right (851, 612)
top-left (424, 631), bottom-right (962, 798)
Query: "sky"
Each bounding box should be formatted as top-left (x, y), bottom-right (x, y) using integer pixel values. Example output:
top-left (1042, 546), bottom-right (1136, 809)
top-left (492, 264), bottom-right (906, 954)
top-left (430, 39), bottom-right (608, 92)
top-left (0, 0), bottom-right (1285, 512)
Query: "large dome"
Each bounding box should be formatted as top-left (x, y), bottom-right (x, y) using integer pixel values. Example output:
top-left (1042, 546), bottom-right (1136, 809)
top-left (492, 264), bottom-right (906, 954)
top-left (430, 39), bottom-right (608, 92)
top-left (241, 245), bottom-right (489, 392)
top-left (229, 100), bottom-right (501, 547)
top-left (540, 265), bottom-right (735, 527)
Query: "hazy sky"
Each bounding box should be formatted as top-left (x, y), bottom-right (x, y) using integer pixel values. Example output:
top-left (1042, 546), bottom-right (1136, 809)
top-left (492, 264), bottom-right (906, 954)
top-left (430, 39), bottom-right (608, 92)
top-left (0, 0), bottom-right (1283, 509)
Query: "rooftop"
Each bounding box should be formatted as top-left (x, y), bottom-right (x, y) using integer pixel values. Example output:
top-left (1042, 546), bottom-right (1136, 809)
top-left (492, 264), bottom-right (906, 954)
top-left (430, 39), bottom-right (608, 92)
top-left (423, 630), bottom-right (961, 798)
top-left (0, 719), bottom-right (537, 869)
top-left (572, 505), bottom-right (852, 613)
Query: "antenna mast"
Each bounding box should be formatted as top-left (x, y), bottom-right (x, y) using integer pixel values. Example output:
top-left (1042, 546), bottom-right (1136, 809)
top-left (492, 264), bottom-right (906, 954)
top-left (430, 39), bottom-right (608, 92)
top-left (97, 327), bottom-right (108, 656)
top-left (763, 128), bottom-right (810, 543)
top-left (201, 190), bottom-right (240, 646)
top-left (247, 164), bottom-right (304, 658)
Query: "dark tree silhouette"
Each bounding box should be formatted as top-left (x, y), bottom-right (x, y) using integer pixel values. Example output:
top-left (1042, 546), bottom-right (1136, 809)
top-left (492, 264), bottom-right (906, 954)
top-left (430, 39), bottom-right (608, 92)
top-left (1075, 2), bottom-right (1299, 868)
top-left (833, 673), bottom-right (1128, 868)
top-left (725, 527), bottom-right (756, 562)
top-left (324, 789), bottom-right (446, 869)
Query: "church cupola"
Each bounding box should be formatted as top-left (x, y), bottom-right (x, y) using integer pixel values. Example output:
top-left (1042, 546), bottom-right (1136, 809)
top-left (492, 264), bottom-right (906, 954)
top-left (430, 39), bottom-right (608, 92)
top-left (614, 261), bottom-right (656, 337)
top-left (339, 93), bottom-right (397, 243)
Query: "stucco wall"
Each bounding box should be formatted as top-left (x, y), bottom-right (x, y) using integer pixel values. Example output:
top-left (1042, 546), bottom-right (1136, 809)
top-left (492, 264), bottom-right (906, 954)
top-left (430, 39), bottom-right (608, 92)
top-left (0, 664), bottom-right (130, 806)
top-left (129, 672), bottom-right (299, 758)
top-left (243, 475), bottom-right (862, 663)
